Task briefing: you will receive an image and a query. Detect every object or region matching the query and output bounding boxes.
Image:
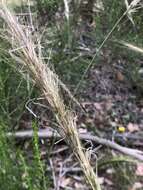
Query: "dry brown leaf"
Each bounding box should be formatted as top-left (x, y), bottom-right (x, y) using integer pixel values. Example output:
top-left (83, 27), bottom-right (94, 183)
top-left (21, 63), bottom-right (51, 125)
top-left (104, 100), bottom-right (113, 111)
top-left (75, 182), bottom-right (86, 189)
top-left (78, 128), bottom-right (87, 134)
top-left (129, 182), bottom-right (143, 190)
top-left (106, 168), bottom-right (115, 174)
top-left (60, 177), bottom-right (71, 188)
top-left (94, 102), bottom-right (102, 110)
top-left (104, 178), bottom-right (113, 186)
top-left (136, 163), bottom-right (143, 176)
top-left (127, 123), bottom-right (139, 132)
top-left (116, 71), bottom-right (124, 82)
top-left (98, 177), bottom-right (104, 185)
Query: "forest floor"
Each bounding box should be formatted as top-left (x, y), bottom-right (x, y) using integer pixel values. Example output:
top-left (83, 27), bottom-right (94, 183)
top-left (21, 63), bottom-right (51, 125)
top-left (2, 1), bottom-right (143, 189)
top-left (17, 38), bottom-right (143, 190)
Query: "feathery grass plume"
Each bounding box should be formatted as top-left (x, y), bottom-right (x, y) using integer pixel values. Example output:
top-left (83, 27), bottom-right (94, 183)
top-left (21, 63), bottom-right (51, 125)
top-left (130, 0), bottom-right (142, 8)
top-left (0, 5), bottom-right (101, 190)
top-left (125, 0), bottom-right (142, 27)
top-left (125, 0), bottom-right (135, 27)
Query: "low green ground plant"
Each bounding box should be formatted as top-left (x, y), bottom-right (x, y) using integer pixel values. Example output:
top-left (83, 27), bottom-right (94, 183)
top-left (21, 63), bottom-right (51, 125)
top-left (0, 122), bottom-right (50, 190)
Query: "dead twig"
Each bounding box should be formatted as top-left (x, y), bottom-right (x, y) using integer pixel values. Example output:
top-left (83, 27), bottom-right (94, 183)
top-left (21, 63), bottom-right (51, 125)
top-left (7, 129), bottom-right (143, 161)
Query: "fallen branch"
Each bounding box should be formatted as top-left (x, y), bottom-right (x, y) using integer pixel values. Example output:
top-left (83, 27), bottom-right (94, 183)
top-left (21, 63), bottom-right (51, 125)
top-left (7, 129), bottom-right (143, 161)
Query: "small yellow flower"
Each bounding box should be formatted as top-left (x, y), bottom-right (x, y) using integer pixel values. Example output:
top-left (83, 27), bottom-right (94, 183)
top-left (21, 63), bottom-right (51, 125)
top-left (117, 126), bottom-right (126, 133)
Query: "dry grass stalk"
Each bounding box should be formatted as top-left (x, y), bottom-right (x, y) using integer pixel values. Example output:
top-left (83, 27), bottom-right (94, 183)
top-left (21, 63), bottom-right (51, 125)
top-left (73, 0), bottom-right (142, 96)
top-left (0, 5), bottom-right (101, 190)
top-left (130, 0), bottom-right (142, 8)
top-left (63, 0), bottom-right (69, 21)
top-left (119, 41), bottom-right (143, 54)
